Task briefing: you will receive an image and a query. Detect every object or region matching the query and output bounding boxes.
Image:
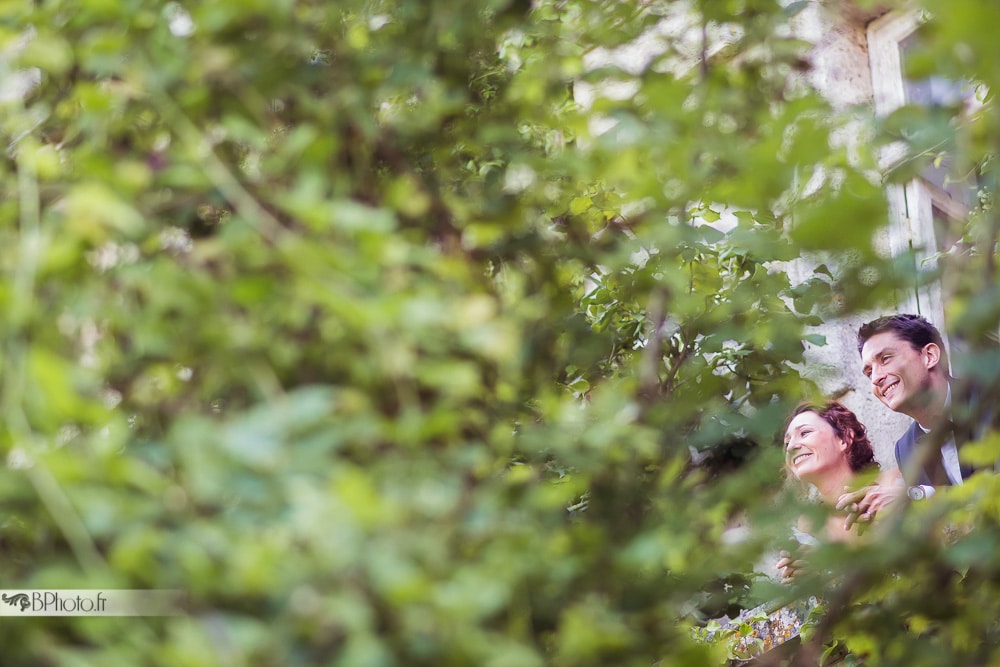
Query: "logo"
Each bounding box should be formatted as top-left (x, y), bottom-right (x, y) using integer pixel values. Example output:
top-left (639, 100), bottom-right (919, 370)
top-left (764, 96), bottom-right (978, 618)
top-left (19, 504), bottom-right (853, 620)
top-left (2, 593), bottom-right (30, 611)
top-left (0, 590), bottom-right (182, 616)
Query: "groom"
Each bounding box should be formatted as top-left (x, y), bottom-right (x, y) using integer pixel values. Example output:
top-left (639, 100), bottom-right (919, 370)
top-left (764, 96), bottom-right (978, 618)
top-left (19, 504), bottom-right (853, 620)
top-left (838, 314), bottom-right (972, 524)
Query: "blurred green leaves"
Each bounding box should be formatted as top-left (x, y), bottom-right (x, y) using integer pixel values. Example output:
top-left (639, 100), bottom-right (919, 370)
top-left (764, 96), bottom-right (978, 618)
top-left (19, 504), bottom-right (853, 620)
top-left (0, 0), bottom-right (999, 665)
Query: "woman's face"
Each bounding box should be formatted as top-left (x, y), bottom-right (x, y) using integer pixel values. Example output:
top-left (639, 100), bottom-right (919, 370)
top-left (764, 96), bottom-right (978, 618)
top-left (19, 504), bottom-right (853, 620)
top-left (784, 411), bottom-right (849, 484)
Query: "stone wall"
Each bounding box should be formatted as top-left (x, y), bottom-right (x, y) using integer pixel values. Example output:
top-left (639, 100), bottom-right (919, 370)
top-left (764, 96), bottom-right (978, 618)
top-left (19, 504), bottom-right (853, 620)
top-left (789, 1), bottom-right (923, 468)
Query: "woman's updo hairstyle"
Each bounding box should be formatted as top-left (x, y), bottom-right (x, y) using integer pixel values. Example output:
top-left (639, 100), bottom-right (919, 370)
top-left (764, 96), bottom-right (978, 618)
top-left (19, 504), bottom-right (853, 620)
top-left (785, 401), bottom-right (877, 472)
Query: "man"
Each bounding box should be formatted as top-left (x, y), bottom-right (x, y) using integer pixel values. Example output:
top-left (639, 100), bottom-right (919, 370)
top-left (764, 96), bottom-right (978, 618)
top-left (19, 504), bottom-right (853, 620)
top-left (837, 314), bottom-right (970, 525)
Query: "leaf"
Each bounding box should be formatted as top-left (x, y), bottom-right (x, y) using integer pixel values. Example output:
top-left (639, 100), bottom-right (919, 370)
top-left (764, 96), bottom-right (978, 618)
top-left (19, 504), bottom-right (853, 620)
top-left (220, 386), bottom-right (334, 469)
top-left (783, 1), bottom-right (810, 17)
top-left (19, 32), bottom-right (74, 75)
top-left (63, 182), bottom-right (145, 239)
top-left (700, 208), bottom-right (721, 223)
top-left (570, 195), bottom-right (593, 214)
top-left (959, 434), bottom-right (1000, 467)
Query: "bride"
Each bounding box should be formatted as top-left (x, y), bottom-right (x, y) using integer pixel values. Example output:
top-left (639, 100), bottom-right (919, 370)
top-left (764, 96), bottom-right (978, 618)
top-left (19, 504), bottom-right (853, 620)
top-left (777, 401), bottom-right (879, 582)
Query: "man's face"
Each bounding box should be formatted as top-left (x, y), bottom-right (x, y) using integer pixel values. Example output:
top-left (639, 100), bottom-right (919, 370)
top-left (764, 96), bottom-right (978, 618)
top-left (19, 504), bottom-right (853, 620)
top-left (860, 331), bottom-right (935, 416)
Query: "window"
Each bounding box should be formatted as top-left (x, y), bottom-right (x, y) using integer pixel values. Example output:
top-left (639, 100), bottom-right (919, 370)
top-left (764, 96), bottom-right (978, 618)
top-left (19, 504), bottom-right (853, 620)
top-left (867, 9), bottom-right (979, 320)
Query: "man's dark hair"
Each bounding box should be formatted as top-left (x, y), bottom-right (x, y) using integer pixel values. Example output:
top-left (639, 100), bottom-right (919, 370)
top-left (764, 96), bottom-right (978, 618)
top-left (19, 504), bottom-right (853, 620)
top-left (857, 313), bottom-right (948, 371)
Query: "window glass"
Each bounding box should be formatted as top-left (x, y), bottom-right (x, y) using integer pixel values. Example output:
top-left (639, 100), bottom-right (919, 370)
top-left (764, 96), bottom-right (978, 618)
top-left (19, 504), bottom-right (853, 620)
top-left (899, 30), bottom-right (978, 205)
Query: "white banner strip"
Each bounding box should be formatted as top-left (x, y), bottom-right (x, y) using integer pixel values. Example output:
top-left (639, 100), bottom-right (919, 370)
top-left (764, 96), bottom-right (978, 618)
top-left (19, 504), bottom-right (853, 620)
top-left (0, 590), bottom-right (185, 616)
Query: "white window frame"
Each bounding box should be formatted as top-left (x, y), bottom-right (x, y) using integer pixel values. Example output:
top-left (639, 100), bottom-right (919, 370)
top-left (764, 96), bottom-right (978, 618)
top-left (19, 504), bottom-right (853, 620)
top-left (867, 8), bottom-right (968, 322)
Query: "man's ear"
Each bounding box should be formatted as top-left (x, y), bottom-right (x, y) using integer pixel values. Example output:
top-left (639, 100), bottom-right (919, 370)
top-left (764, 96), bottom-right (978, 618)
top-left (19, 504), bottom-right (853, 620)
top-left (922, 342), bottom-right (942, 371)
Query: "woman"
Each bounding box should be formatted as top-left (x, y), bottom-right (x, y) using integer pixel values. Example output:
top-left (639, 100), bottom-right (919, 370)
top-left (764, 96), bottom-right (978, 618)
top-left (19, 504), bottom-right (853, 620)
top-left (776, 401), bottom-right (878, 582)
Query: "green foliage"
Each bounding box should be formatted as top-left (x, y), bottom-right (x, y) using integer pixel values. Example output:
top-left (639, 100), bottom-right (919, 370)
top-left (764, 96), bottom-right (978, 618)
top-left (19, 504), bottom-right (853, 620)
top-left (0, 0), bottom-right (999, 665)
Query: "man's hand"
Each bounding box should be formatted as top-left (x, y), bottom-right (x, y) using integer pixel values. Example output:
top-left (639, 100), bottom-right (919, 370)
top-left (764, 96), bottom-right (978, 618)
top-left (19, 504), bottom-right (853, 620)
top-left (836, 470), bottom-right (906, 530)
top-left (776, 549), bottom-right (808, 584)
top-left (835, 468), bottom-right (906, 530)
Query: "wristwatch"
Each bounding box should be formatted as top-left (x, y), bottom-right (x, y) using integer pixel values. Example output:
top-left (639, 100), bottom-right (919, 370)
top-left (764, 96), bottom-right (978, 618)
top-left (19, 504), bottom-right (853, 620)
top-left (907, 485), bottom-right (926, 501)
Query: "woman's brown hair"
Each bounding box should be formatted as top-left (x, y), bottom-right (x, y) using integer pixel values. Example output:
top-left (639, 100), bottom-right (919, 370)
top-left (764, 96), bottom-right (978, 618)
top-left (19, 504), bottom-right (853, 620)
top-left (786, 401), bottom-right (877, 472)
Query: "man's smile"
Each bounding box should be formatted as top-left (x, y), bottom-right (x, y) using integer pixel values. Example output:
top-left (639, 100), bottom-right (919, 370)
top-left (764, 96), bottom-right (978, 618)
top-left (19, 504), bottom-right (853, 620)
top-left (881, 378), bottom-right (900, 400)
